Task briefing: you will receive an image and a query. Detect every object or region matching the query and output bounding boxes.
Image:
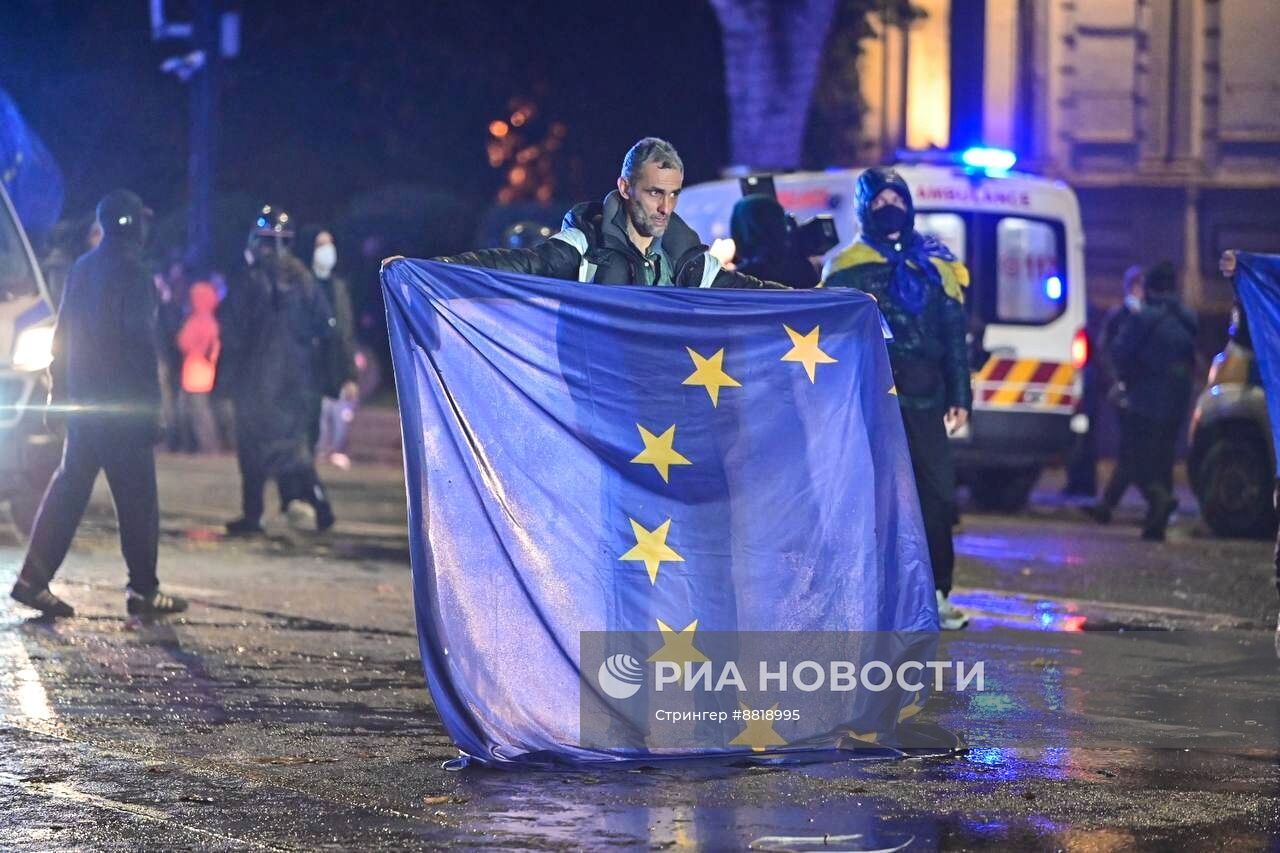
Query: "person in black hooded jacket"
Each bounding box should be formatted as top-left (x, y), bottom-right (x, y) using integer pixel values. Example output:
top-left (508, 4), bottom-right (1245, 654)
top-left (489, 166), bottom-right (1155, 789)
top-left (9, 190), bottom-right (187, 619)
top-left (822, 167), bottom-right (973, 630)
top-left (217, 206), bottom-right (338, 536)
top-left (1107, 261), bottom-right (1198, 541)
top-left (388, 137), bottom-right (786, 291)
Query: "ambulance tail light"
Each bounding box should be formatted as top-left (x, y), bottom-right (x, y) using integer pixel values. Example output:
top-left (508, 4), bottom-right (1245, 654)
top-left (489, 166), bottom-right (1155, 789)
top-left (1071, 328), bottom-right (1089, 370)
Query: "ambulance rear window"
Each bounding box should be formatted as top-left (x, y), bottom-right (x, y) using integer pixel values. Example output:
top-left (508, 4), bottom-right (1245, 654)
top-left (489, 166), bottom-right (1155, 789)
top-left (995, 217), bottom-right (1065, 324)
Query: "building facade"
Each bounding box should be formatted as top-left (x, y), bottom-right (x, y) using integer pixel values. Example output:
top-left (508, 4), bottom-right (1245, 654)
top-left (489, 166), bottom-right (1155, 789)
top-left (862, 0), bottom-right (1280, 311)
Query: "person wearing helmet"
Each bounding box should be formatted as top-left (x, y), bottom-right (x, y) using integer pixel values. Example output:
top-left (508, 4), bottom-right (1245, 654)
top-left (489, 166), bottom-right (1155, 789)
top-left (215, 205), bottom-right (337, 535)
top-left (9, 190), bottom-right (188, 619)
top-left (822, 167), bottom-right (973, 630)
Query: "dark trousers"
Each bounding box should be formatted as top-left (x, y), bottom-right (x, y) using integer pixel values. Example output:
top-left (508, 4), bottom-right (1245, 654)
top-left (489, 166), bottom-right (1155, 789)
top-left (1104, 410), bottom-right (1179, 514)
top-left (899, 406), bottom-right (957, 594)
top-left (1100, 411), bottom-right (1137, 510)
top-left (1121, 411), bottom-right (1180, 534)
top-left (234, 409), bottom-right (327, 522)
top-left (18, 424), bottom-right (159, 595)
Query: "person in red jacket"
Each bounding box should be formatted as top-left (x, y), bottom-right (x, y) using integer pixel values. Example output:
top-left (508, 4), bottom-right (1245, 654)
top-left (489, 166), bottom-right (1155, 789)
top-left (177, 281), bottom-right (222, 452)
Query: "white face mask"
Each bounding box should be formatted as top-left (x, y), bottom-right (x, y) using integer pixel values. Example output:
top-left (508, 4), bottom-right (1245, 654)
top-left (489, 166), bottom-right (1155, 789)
top-left (313, 243), bottom-right (337, 276)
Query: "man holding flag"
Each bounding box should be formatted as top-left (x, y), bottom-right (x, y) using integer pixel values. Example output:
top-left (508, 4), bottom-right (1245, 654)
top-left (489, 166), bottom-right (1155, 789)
top-left (377, 141), bottom-right (945, 764)
top-left (1220, 249), bottom-right (1280, 653)
top-left (409, 137), bottom-right (786, 291)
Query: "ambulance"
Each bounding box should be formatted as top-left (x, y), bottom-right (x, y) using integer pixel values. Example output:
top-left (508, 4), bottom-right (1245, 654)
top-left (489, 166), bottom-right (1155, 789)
top-left (0, 182), bottom-right (62, 533)
top-left (678, 149), bottom-right (1089, 511)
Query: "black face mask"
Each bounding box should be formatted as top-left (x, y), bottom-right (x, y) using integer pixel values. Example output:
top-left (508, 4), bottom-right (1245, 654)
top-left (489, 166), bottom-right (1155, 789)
top-left (869, 205), bottom-right (910, 237)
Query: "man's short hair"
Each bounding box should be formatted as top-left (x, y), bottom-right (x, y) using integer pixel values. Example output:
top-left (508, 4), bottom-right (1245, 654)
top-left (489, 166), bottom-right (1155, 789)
top-left (620, 137), bottom-right (684, 186)
top-left (1144, 261), bottom-right (1177, 295)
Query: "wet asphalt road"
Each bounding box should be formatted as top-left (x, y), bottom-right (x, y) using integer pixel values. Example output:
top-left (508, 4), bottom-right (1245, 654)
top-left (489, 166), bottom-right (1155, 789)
top-left (0, 453), bottom-right (1278, 851)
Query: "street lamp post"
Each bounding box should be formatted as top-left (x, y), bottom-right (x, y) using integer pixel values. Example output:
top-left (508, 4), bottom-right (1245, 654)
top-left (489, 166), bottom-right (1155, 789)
top-left (153, 0), bottom-right (238, 274)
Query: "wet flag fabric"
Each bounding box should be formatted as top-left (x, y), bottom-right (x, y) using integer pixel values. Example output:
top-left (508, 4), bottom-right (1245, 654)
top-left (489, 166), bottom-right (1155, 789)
top-left (381, 259), bottom-right (938, 766)
top-left (1234, 252), bottom-right (1280, 474)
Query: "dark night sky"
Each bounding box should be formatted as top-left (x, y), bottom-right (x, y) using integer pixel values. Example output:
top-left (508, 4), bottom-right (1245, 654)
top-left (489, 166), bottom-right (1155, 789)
top-left (1, 0), bottom-right (730, 246)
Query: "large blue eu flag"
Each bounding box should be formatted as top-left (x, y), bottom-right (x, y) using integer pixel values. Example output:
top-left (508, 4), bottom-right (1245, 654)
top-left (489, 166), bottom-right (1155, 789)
top-left (382, 259), bottom-right (937, 766)
top-left (1234, 252), bottom-right (1280, 473)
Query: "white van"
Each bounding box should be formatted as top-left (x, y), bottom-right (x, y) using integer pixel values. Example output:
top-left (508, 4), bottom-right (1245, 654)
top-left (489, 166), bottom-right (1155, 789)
top-left (678, 156), bottom-right (1089, 511)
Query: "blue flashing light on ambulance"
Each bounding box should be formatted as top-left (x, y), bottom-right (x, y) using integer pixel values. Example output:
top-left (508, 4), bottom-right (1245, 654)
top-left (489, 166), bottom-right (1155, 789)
top-left (679, 147), bottom-right (1090, 512)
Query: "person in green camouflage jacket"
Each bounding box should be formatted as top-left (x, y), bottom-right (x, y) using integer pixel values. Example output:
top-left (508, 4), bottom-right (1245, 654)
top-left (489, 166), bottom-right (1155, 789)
top-left (822, 167), bottom-right (973, 629)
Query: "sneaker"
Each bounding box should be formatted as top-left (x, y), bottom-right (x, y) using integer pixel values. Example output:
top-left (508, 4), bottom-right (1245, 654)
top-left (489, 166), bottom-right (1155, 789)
top-left (225, 517), bottom-right (265, 536)
top-left (936, 590), bottom-right (970, 631)
top-left (10, 582), bottom-right (74, 618)
top-left (1141, 497), bottom-right (1179, 541)
top-left (126, 588), bottom-right (188, 616)
top-left (328, 452), bottom-right (352, 471)
top-left (285, 500), bottom-right (316, 530)
top-left (314, 500), bottom-right (335, 532)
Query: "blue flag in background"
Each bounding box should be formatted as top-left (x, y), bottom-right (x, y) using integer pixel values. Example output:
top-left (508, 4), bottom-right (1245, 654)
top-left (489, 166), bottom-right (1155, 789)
top-left (1234, 252), bottom-right (1280, 474)
top-left (381, 260), bottom-right (938, 766)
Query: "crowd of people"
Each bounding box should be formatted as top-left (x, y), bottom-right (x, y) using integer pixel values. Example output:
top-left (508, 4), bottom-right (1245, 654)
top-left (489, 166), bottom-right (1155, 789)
top-left (8, 135), bottom-right (1256, 634)
top-left (9, 194), bottom-right (362, 618)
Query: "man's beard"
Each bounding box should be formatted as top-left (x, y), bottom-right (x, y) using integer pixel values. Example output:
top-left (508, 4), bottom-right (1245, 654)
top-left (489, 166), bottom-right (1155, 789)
top-left (626, 198), bottom-right (665, 239)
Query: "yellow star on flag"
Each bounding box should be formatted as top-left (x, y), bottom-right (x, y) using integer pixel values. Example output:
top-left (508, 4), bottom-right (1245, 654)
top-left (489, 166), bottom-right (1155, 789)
top-left (630, 424), bottom-right (692, 483)
top-left (780, 324), bottom-right (837, 383)
top-left (683, 347), bottom-right (741, 407)
top-left (647, 619), bottom-right (708, 665)
top-left (730, 702), bottom-right (788, 752)
top-left (620, 518), bottom-right (684, 585)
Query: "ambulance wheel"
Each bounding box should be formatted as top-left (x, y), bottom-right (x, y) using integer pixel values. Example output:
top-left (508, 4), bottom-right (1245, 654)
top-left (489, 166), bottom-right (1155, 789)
top-left (969, 466), bottom-right (1039, 513)
top-left (1197, 437), bottom-right (1275, 538)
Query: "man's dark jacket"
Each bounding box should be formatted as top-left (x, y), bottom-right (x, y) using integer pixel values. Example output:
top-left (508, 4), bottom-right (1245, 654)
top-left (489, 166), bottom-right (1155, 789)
top-left (51, 233), bottom-right (161, 429)
top-left (440, 191), bottom-right (785, 289)
top-left (215, 255), bottom-right (336, 446)
top-left (1110, 293), bottom-right (1198, 422)
top-left (314, 272), bottom-right (357, 396)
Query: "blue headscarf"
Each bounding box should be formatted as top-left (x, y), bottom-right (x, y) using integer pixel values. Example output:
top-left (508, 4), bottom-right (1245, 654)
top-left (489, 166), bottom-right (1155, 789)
top-left (854, 167), bottom-right (956, 315)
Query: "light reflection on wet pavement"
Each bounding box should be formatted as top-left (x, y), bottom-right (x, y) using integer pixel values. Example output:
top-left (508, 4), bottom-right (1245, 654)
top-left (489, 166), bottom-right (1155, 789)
top-left (0, 455), bottom-right (1276, 850)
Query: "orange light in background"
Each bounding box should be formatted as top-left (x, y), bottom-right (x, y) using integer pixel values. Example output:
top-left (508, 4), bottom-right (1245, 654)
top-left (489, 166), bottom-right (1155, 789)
top-left (511, 112), bottom-right (527, 128)
top-left (905, 0), bottom-right (951, 150)
top-left (489, 120), bottom-right (509, 138)
top-left (1071, 328), bottom-right (1090, 369)
top-left (509, 166), bottom-right (528, 185)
